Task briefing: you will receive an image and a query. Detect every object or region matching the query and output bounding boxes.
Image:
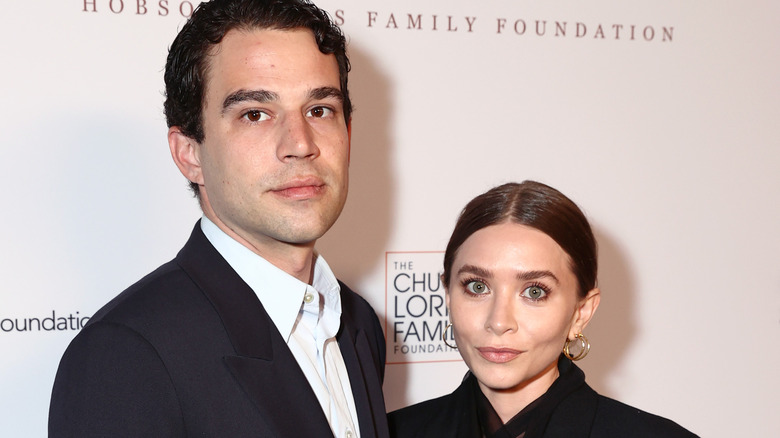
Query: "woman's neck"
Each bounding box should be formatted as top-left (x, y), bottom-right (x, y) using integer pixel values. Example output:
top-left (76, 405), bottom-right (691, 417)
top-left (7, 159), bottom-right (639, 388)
top-left (478, 360), bottom-right (560, 423)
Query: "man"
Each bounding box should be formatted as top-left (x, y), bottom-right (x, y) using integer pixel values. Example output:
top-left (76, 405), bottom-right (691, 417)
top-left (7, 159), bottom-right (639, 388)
top-left (49, 1), bottom-right (388, 436)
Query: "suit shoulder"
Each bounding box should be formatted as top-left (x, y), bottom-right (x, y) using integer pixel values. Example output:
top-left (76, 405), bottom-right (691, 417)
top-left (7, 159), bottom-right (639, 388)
top-left (339, 281), bottom-right (374, 310)
top-left (593, 394), bottom-right (699, 437)
top-left (388, 392), bottom-right (456, 437)
top-left (389, 377), bottom-right (479, 438)
top-left (390, 390), bottom-right (454, 417)
top-left (49, 320), bottom-right (185, 436)
top-left (339, 280), bottom-right (382, 326)
top-left (64, 257), bottom-right (225, 366)
top-left (88, 259), bottom-right (198, 327)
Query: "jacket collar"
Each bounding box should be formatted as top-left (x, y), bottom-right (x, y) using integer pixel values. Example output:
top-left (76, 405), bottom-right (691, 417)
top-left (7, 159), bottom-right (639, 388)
top-left (176, 221), bottom-right (273, 359)
top-left (176, 222), bottom-right (332, 434)
top-left (339, 296), bottom-right (388, 438)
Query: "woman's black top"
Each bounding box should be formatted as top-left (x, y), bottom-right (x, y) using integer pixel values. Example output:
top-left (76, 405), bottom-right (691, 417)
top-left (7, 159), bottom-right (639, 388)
top-left (388, 356), bottom-right (698, 438)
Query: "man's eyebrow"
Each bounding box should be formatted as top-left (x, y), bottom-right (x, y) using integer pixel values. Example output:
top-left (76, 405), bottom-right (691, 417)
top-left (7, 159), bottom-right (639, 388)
top-left (309, 86), bottom-right (344, 102)
top-left (221, 89), bottom-right (279, 114)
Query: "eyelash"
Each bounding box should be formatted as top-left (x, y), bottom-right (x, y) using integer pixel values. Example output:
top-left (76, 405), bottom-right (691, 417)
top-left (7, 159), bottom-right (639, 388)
top-left (239, 106), bottom-right (335, 124)
top-left (240, 109), bottom-right (269, 124)
top-left (523, 282), bottom-right (551, 302)
top-left (458, 277), bottom-right (551, 302)
top-left (307, 106), bottom-right (334, 118)
top-left (460, 277), bottom-right (490, 296)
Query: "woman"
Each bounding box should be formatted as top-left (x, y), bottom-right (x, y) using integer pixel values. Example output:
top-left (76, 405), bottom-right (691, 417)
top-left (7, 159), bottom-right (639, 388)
top-left (388, 181), bottom-right (697, 438)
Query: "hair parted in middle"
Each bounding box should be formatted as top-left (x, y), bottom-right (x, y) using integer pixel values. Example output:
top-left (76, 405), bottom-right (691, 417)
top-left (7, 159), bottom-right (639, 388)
top-left (442, 180), bottom-right (598, 298)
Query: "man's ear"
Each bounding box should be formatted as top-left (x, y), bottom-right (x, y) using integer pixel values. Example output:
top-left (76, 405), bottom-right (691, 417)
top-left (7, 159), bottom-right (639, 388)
top-left (346, 120), bottom-right (352, 165)
top-left (168, 127), bottom-right (204, 186)
top-left (568, 288), bottom-right (601, 339)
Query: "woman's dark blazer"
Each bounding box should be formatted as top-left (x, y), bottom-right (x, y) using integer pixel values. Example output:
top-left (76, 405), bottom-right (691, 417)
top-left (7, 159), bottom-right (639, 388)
top-left (388, 370), bottom-right (698, 438)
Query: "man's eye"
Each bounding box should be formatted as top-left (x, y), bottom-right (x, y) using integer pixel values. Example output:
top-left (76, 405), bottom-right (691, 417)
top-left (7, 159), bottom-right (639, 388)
top-left (522, 285), bottom-right (548, 300)
top-left (307, 107), bottom-right (333, 118)
top-left (465, 281), bottom-right (489, 295)
top-left (243, 110), bottom-right (269, 122)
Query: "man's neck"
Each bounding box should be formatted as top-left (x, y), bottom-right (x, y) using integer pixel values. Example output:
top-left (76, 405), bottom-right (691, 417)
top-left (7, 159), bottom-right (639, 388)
top-left (203, 212), bottom-right (316, 284)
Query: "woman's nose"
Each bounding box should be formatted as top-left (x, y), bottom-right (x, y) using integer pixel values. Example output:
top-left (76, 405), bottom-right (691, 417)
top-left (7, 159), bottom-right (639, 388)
top-left (485, 295), bottom-right (518, 335)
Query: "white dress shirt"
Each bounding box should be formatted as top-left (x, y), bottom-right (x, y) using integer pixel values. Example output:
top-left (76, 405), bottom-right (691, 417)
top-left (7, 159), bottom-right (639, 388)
top-left (201, 217), bottom-right (360, 438)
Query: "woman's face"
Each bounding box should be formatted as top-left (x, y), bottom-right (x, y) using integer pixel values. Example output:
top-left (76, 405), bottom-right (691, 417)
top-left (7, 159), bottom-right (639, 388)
top-left (446, 222), bottom-right (598, 403)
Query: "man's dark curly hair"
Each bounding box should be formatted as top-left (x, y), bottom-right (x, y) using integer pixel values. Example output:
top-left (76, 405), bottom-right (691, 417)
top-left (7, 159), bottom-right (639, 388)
top-left (163, 0), bottom-right (352, 196)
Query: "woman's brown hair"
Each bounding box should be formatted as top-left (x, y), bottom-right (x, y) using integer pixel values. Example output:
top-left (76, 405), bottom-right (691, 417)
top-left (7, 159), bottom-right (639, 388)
top-left (442, 181), bottom-right (597, 297)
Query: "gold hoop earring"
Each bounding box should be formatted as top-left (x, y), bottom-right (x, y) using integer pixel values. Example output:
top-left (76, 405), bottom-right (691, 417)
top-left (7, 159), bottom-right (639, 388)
top-left (563, 333), bottom-right (590, 361)
top-left (442, 323), bottom-right (458, 349)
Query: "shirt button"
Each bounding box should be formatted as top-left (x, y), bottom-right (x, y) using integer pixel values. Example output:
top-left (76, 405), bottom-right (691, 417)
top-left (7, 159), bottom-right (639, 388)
top-left (303, 293), bottom-right (315, 304)
top-left (345, 430), bottom-right (353, 438)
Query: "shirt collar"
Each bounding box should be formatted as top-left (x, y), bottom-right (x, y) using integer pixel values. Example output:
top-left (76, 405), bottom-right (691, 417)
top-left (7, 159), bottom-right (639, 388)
top-left (200, 216), bottom-right (342, 341)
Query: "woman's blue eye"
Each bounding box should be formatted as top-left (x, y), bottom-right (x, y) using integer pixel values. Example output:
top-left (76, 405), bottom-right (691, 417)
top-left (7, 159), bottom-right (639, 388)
top-left (466, 281), bottom-right (489, 295)
top-left (522, 285), bottom-right (547, 300)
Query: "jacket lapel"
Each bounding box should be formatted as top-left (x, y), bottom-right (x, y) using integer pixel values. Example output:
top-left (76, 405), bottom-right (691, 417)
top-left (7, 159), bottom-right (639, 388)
top-left (539, 361), bottom-right (598, 437)
top-left (223, 352), bottom-right (333, 436)
top-left (338, 325), bottom-right (387, 438)
top-left (176, 222), bottom-right (333, 436)
top-left (541, 384), bottom-right (598, 437)
top-left (337, 280), bottom-right (390, 438)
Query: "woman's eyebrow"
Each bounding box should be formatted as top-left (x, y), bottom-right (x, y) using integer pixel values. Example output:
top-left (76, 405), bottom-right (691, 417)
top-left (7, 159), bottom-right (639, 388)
top-left (516, 270), bottom-right (559, 284)
top-left (456, 264), bottom-right (560, 285)
top-left (456, 264), bottom-right (492, 278)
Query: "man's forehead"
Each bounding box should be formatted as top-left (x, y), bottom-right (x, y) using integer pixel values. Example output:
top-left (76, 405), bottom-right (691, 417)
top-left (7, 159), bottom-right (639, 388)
top-left (207, 26), bottom-right (321, 63)
top-left (202, 27), bottom-right (340, 103)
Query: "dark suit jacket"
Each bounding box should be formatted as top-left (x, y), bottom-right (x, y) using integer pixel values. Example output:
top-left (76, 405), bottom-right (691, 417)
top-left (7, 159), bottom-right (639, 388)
top-left (388, 369), bottom-right (697, 438)
top-left (49, 222), bottom-right (389, 437)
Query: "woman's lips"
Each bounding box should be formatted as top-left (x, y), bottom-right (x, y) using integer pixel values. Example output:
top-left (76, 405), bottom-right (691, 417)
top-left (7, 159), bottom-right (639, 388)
top-left (477, 347), bottom-right (522, 363)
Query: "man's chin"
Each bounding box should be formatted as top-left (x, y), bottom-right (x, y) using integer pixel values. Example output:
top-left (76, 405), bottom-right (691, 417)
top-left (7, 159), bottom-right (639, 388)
top-left (275, 223), bottom-right (333, 246)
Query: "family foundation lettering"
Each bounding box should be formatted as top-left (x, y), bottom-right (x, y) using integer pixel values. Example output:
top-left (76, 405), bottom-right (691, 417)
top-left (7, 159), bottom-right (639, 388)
top-left (1, 311), bottom-right (89, 333)
top-left (78, 3), bottom-right (676, 43)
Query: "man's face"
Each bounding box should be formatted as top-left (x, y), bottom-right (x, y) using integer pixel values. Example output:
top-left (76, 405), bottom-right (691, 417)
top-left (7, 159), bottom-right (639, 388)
top-left (192, 28), bottom-right (350, 254)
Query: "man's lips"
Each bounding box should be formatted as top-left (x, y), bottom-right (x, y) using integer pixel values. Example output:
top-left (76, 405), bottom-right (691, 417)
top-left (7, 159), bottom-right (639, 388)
top-left (477, 347), bottom-right (523, 363)
top-left (271, 177), bottom-right (325, 199)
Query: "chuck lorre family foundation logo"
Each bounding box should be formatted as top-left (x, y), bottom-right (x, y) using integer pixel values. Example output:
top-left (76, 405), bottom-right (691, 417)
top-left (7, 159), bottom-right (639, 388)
top-left (386, 252), bottom-right (460, 364)
top-left (79, 2), bottom-right (675, 43)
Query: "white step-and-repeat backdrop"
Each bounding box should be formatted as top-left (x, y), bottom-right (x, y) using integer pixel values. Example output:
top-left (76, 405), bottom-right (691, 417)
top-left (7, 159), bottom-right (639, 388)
top-left (2, 1), bottom-right (779, 436)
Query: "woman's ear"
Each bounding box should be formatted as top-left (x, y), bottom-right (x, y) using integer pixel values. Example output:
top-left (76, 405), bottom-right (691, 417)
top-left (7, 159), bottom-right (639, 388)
top-left (568, 288), bottom-right (600, 339)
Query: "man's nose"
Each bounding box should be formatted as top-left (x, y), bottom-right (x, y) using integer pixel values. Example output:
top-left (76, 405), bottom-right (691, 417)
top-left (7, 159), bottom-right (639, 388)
top-left (277, 113), bottom-right (319, 161)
